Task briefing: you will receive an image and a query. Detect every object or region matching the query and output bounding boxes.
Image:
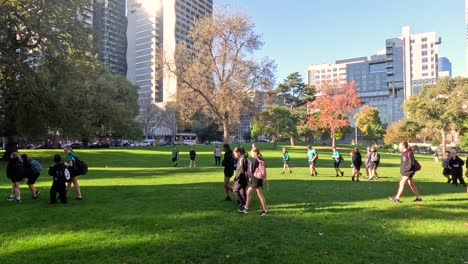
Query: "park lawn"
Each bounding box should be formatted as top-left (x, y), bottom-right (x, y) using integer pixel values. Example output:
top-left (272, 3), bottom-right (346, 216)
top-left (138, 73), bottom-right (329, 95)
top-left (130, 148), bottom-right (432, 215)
top-left (0, 143), bottom-right (467, 264)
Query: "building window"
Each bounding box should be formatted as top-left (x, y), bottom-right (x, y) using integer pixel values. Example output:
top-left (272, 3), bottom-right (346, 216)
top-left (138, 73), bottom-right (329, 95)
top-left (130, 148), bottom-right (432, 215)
top-left (421, 44), bottom-right (427, 49)
top-left (421, 50), bottom-right (428, 56)
top-left (422, 58), bottom-right (428, 63)
top-left (422, 65), bottom-right (428, 70)
top-left (421, 37), bottom-right (427, 42)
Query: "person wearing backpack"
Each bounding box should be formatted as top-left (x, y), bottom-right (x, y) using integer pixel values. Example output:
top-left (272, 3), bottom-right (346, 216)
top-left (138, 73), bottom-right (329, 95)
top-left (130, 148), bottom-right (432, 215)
top-left (232, 147), bottom-right (249, 209)
top-left (282, 147), bottom-right (292, 174)
top-left (48, 154), bottom-right (69, 204)
top-left (448, 150), bottom-right (465, 187)
top-left (189, 148), bottom-right (196, 167)
top-left (20, 154), bottom-right (40, 200)
top-left (351, 147), bottom-right (362, 182)
top-left (331, 146), bottom-right (344, 177)
top-left (306, 145), bottom-right (318, 176)
top-left (171, 146), bottom-right (179, 167)
top-left (239, 147), bottom-right (269, 216)
top-left (368, 147), bottom-right (380, 181)
top-left (389, 141), bottom-right (422, 203)
top-left (222, 144), bottom-right (234, 201)
top-left (64, 146), bottom-right (82, 200)
top-left (6, 152), bottom-right (25, 203)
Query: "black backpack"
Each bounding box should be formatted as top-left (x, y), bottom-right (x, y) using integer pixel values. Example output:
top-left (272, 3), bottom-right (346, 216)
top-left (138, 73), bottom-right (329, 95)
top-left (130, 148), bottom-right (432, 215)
top-left (339, 154), bottom-right (344, 163)
top-left (74, 156), bottom-right (88, 175)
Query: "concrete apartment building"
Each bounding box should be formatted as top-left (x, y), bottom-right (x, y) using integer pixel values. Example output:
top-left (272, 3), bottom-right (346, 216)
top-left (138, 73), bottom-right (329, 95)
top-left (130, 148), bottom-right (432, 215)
top-left (93, 0), bottom-right (128, 76)
top-left (307, 57), bottom-right (367, 86)
top-left (126, 0), bottom-right (213, 106)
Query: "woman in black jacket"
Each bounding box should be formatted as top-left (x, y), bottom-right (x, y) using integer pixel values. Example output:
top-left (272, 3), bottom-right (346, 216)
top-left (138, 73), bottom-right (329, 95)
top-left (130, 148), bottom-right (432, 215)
top-left (222, 144), bottom-right (234, 201)
top-left (6, 152), bottom-right (25, 203)
top-left (351, 147), bottom-right (362, 182)
top-left (232, 147), bottom-right (249, 209)
top-left (389, 141), bottom-right (422, 203)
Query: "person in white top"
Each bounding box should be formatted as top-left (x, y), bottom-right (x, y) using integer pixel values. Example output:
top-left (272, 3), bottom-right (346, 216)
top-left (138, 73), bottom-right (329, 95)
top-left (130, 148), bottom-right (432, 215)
top-left (214, 144), bottom-right (221, 166)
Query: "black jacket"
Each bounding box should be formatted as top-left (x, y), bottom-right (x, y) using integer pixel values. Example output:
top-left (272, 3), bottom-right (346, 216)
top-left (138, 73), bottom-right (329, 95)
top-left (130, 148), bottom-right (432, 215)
top-left (449, 156), bottom-right (464, 176)
top-left (222, 150), bottom-right (234, 171)
top-left (234, 155), bottom-right (249, 184)
top-left (189, 150), bottom-right (196, 160)
top-left (6, 158), bottom-right (25, 181)
top-left (400, 150), bottom-right (415, 176)
top-left (48, 163), bottom-right (68, 182)
top-left (352, 151), bottom-right (362, 167)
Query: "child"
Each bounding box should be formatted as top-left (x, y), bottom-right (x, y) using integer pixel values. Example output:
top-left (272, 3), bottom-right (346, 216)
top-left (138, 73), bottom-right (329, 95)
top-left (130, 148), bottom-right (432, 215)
top-left (239, 147), bottom-right (269, 216)
top-left (20, 154), bottom-right (40, 200)
top-left (171, 146), bottom-right (179, 167)
top-left (441, 151), bottom-right (452, 183)
top-left (331, 146), bottom-right (344, 177)
top-left (368, 147), bottom-right (380, 181)
top-left (48, 154), bottom-right (69, 204)
top-left (448, 150), bottom-right (465, 187)
top-left (232, 147), bottom-right (249, 209)
top-left (306, 145), bottom-right (318, 176)
top-left (6, 152), bottom-right (24, 203)
top-left (282, 147), bottom-right (292, 174)
top-left (189, 148), bottom-right (196, 167)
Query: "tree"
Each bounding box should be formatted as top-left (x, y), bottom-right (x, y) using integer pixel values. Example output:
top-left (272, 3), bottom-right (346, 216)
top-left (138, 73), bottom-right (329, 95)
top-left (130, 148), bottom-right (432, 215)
top-left (251, 105), bottom-right (297, 149)
top-left (404, 77), bottom-right (468, 152)
top-left (384, 120), bottom-right (421, 145)
top-left (162, 105), bottom-right (178, 145)
top-left (160, 8), bottom-right (275, 144)
top-left (354, 106), bottom-right (384, 143)
top-left (308, 80), bottom-right (361, 146)
top-left (138, 104), bottom-right (165, 139)
top-left (275, 72), bottom-right (316, 146)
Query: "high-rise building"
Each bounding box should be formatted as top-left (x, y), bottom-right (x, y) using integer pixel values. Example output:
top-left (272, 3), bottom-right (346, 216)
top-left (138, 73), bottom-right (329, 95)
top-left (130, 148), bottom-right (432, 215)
top-left (126, 0), bottom-right (213, 106)
top-left (465, 0), bottom-right (468, 76)
top-left (401, 26), bottom-right (441, 97)
top-left (307, 57), bottom-right (367, 86)
top-left (93, 0), bottom-right (128, 76)
top-left (438, 57), bottom-right (452, 78)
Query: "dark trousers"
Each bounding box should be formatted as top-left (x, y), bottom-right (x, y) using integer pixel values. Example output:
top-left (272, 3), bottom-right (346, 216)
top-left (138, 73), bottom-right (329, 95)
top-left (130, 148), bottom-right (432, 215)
top-left (215, 156), bottom-right (221, 165)
top-left (233, 181), bottom-right (247, 206)
top-left (452, 172), bottom-right (466, 186)
top-left (50, 181), bottom-right (67, 204)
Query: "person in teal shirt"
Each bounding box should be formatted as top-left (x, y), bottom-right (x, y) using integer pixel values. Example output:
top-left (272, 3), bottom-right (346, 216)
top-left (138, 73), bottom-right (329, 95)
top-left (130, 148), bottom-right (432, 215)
top-left (282, 147), bottom-right (292, 174)
top-left (332, 146), bottom-right (344, 177)
top-left (171, 146), bottom-right (179, 167)
top-left (306, 145), bottom-right (318, 176)
top-left (64, 146), bottom-right (82, 200)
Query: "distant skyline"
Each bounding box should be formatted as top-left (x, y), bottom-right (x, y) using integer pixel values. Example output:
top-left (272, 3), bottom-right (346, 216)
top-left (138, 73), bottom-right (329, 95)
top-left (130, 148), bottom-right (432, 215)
top-left (217, 0), bottom-right (465, 83)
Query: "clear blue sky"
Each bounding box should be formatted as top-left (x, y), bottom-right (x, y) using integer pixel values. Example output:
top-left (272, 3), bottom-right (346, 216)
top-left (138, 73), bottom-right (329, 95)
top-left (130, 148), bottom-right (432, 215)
top-left (216, 0), bottom-right (465, 83)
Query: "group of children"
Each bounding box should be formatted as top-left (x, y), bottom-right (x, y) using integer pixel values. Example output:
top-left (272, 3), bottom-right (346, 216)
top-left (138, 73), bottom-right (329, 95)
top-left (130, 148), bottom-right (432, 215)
top-left (281, 145), bottom-right (381, 182)
top-left (5, 146), bottom-right (83, 204)
top-left (441, 150), bottom-right (467, 189)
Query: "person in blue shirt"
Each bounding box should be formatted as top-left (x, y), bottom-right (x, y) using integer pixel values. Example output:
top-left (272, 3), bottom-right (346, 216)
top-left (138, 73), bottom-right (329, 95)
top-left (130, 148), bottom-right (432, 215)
top-left (171, 146), bottom-right (179, 167)
top-left (282, 147), bottom-right (292, 174)
top-left (306, 145), bottom-right (318, 176)
top-left (331, 146), bottom-right (344, 177)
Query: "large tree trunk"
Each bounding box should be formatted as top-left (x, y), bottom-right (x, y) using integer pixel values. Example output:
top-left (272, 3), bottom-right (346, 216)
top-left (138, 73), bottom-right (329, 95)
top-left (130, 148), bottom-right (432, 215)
top-left (2, 136), bottom-right (19, 160)
top-left (223, 122), bottom-right (230, 144)
top-left (290, 136), bottom-right (295, 146)
top-left (331, 131), bottom-right (336, 146)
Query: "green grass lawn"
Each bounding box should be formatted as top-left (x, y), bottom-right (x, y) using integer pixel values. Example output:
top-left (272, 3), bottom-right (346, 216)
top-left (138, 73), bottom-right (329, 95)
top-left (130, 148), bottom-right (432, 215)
top-left (0, 143), bottom-right (467, 264)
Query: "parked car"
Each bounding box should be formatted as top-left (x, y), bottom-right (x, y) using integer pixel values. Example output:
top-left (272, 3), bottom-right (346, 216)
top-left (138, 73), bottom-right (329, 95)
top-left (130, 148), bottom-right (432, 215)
top-left (134, 141), bottom-right (152, 147)
top-left (210, 140), bottom-right (223, 145)
top-left (89, 142), bottom-right (110, 149)
top-left (70, 143), bottom-right (82, 149)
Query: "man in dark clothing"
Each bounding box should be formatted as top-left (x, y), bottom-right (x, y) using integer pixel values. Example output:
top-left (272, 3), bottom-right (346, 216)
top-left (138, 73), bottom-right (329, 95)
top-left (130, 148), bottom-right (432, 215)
top-left (222, 144), bottom-right (234, 201)
top-left (232, 147), bottom-right (249, 209)
top-left (48, 154), bottom-right (69, 204)
top-left (448, 150), bottom-right (465, 187)
top-left (189, 148), bottom-right (196, 167)
top-left (389, 141), bottom-right (422, 203)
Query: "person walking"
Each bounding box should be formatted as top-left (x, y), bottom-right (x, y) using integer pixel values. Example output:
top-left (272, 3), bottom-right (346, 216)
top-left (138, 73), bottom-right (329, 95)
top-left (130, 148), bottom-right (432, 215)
top-left (351, 147), bottom-right (362, 182)
top-left (232, 147), bottom-right (249, 209)
top-left (441, 151), bottom-right (452, 183)
top-left (214, 144), bottom-right (221, 166)
top-left (171, 146), bottom-right (179, 167)
top-left (306, 145), bottom-right (318, 176)
top-left (239, 147), bottom-right (269, 216)
top-left (222, 144), bottom-right (234, 201)
top-left (48, 154), bottom-right (68, 204)
top-left (6, 152), bottom-right (25, 203)
top-left (368, 147), bottom-right (380, 181)
top-left (189, 148), bottom-right (196, 167)
top-left (282, 147), bottom-right (292, 174)
top-left (331, 146), bottom-right (344, 177)
top-left (448, 150), bottom-right (465, 187)
top-left (433, 152), bottom-right (439, 162)
top-left (20, 154), bottom-right (40, 200)
top-left (64, 146), bottom-right (82, 200)
top-left (365, 146), bottom-right (372, 179)
top-left (389, 141), bottom-right (422, 203)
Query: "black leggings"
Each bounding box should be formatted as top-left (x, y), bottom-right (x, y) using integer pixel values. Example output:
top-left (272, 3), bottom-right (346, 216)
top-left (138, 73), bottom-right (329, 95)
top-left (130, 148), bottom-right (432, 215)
top-left (50, 181), bottom-right (67, 204)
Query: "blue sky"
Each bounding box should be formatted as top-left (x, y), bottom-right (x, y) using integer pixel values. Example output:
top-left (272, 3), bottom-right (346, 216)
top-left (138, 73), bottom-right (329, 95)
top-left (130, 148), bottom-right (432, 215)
top-left (216, 0), bottom-right (465, 83)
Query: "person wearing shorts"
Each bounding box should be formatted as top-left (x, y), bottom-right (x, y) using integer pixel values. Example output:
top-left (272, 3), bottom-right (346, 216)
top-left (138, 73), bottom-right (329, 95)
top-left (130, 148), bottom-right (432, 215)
top-left (171, 146), bottom-right (179, 167)
top-left (441, 151), bottom-right (452, 183)
top-left (306, 145), bottom-right (318, 176)
top-left (351, 147), bottom-right (362, 182)
top-left (282, 147), bottom-right (292, 174)
top-left (222, 144), bottom-right (234, 201)
top-left (21, 154), bottom-right (40, 200)
top-left (239, 147), bottom-right (269, 216)
top-left (368, 147), bottom-right (380, 181)
top-left (332, 146), bottom-right (344, 177)
top-left (6, 152), bottom-right (25, 203)
top-left (64, 146), bottom-right (82, 200)
top-left (389, 141), bottom-right (422, 203)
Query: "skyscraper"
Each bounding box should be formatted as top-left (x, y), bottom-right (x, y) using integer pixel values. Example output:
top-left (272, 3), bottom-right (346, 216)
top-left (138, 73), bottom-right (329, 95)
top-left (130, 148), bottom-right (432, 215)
top-left (93, 0), bottom-right (128, 76)
top-left (438, 57), bottom-right (452, 78)
top-left (126, 0), bottom-right (213, 106)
